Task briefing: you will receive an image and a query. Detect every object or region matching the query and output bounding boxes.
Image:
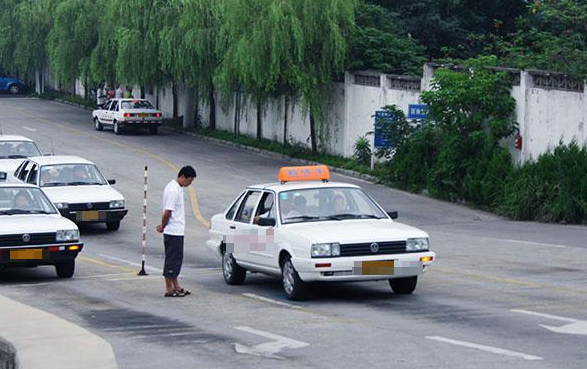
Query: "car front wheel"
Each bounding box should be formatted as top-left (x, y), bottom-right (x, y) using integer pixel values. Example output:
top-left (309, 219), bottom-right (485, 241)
top-left (55, 260), bottom-right (75, 278)
top-left (389, 276), bottom-right (418, 294)
top-left (281, 256), bottom-right (307, 300)
top-left (9, 84), bottom-right (20, 94)
top-left (222, 251), bottom-right (246, 285)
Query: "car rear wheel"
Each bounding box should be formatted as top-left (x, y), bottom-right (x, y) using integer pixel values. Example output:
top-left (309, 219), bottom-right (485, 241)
top-left (149, 126), bottom-right (158, 135)
top-left (94, 117), bottom-right (103, 131)
top-left (106, 221), bottom-right (120, 231)
top-left (222, 251), bottom-right (246, 285)
top-left (389, 276), bottom-right (418, 294)
top-left (113, 121), bottom-right (123, 135)
top-left (55, 260), bottom-right (75, 278)
top-left (9, 84), bottom-right (20, 94)
top-left (281, 256), bottom-right (307, 300)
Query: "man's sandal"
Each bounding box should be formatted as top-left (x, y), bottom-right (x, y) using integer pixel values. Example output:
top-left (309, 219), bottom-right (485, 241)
top-left (164, 291), bottom-right (185, 297)
top-left (177, 288), bottom-right (191, 295)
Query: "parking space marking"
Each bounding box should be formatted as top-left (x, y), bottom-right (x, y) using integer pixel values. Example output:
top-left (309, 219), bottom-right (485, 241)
top-left (426, 336), bottom-right (543, 361)
top-left (99, 253), bottom-right (163, 273)
top-left (433, 231), bottom-right (569, 249)
top-left (22, 126), bottom-right (36, 132)
top-left (79, 256), bottom-right (135, 272)
top-left (235, 326), bottom-right (309, 359)
top-left (242, 293), bottom-right (302, 309)
top-left (511, 309), bottom-right (577, 322)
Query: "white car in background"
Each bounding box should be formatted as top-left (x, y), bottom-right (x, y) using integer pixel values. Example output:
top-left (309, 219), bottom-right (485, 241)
top-left (207, 165), bottom-right (435, 300)
top-left (92, 98), bottom-right (163, 135)
top-left (14, 156), bottom-right (128, 231)
top-left (0, 171), bottom-right (83, 278)
top-left (0, 135), bottom-right (42, 173)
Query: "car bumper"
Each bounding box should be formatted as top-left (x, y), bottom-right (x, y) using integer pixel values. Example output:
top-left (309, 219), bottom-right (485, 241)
top-left (59, 209), bottom-right (128, 223)
top-left (0, 243), bottom-right (83, 267)
top-left (293, 251), bottom-right (435, 282)
top-left (119, 120), bottom-right (163, 128)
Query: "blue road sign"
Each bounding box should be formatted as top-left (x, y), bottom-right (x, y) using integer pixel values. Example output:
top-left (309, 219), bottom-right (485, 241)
top-left (408, 104), bottom-right (428, 119)
top-left (374, 110), bottom-right (395, 148)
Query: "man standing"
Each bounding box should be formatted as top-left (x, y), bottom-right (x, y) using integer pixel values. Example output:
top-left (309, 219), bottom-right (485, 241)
top-left (156, 166), bottom-right (197, 297)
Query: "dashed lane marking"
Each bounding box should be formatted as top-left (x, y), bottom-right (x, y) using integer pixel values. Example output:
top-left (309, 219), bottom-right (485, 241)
top-left (426, 336), bottom-right (543, 361)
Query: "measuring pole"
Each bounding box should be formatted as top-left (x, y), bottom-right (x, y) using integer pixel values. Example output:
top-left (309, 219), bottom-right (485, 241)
top-left (138, 165), bottom-right (149, 276)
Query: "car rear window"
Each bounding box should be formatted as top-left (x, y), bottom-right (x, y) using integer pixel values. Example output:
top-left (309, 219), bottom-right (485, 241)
top-left (120, 100), bottom-right (155, 110)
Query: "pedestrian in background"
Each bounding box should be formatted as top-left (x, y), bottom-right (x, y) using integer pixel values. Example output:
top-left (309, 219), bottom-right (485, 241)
top-left (115, 84), bottom-right (123, 98)
top-left (156, 166), bottom-right (197, 297)
top-left (124, 88), bottom-right (134, 98)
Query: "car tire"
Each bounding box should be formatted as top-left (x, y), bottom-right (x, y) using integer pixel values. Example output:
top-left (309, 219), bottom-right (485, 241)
top-left (106, 221), bottom-right (121, 231)
top-left (222, 251), bottom-right (246, 285)
top-left (389, 276), bottom-right (418, 294)
top-left (149, 126), bottom-right (158, 135)
top-left (8, 84), bottom-right (20, 95)
top-left (55, 260), bottom-right (75, 278)
top-left (281, 256), bottom-right (307, 300)
top-left (94, 117), bottom-right (103, 131)
top-left (113, 120), bottom-right (122, 135)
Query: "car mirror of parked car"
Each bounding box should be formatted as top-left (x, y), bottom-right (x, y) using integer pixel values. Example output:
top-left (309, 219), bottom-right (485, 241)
top-left (107, 179), bottom-right (116, 185)
top-left (387, 211), bottom-right (398, 219)
top-left (257, 217), bottom-right (276, 227)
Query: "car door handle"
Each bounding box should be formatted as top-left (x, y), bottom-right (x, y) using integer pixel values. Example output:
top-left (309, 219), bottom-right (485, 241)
top-left (229, 226), bottom-right (236, 229)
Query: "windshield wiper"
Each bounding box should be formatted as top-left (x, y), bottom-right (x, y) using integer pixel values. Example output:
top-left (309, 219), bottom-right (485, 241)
top-left (25, 210), bottom-right (53, 214)
top-left (0, 210), bottom-right (13, 215)
top-left (284, 215), bottom-right (321, 222)
top-left (65, 181), bottom-right (103, 186)
top-left (324, 213), bottom-right (383, 220)
top-left (42, 182), bottom-right (67, 187)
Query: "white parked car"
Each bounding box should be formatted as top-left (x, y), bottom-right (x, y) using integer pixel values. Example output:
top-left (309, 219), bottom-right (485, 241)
top-left (92, 98), bottom-right (163, 135)
top-left (207, 165), bottom-right (436, 300)
top-left (14, 156), bottom-right (127, 231)
top-left (0, 171), bottom-right (83, 278)
top-left (0, 135), bottom-right (42, 173)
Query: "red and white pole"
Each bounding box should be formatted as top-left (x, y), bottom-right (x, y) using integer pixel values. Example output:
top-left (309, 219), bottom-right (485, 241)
top-left (138, 165), bottom-right (149, 276)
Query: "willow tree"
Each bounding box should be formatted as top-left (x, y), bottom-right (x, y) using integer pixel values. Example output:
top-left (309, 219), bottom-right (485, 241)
top-left (47, 0), bottom-right (100, 96)
top-left (0, 0), bottom-right (23, 75)
top-left (216, 0), bottom-right (303, 140)
top-left (160, 0), bottom-right (222, 128)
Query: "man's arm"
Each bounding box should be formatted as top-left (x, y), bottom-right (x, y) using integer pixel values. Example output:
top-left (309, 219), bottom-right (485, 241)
top-left (156, 210), bottom-right (172, 233)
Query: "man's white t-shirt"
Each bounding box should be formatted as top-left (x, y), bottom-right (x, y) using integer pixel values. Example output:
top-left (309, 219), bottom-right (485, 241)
top-left (163, 180), bottom-right (185, 236)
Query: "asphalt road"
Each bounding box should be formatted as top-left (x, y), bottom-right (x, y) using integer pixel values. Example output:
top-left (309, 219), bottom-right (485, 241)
top-left (1, 97), bottom-right (586, 369)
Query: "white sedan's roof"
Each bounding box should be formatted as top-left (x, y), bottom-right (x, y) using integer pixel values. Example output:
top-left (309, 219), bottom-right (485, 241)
top-left (248, 181), bottom-right (360, 192)
top-left (0, 135), bottom-right (34, 142)
top-left (0, 181), bottom-right (37, 188)
top-left (25, 155), bottom-right (94, 166)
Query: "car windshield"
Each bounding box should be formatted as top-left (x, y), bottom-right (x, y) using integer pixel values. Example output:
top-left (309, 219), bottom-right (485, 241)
top-left (40, 164), bottom-right (107, 187)
top-left (0, 187), bottom-right (58, 215)
top-left (120, 100), bottom-right (154, 110)
top-left (0, 141), bottom-right (41, 159)
top-left (279, 187), bottom-right (387, 224)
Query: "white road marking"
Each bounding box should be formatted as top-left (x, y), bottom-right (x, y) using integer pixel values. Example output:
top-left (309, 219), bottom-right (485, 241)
top-left (434, 231), bottom-right (568, 249)
top-left (242, 293), bottom-right (302, 309)
top-left (426, 336), bottom-right (543, 361)
top-left (99, 253), bottom-right (163, 273)
top-left (22, 126), bottom-right (36, 132)
top-left (234, 326), bottom-right (309, 359)
top-left (512, 309), bottom-right (587, 336)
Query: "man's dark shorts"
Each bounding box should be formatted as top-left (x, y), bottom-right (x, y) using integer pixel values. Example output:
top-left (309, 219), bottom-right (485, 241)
top-left (163, 234), bottom-right (184, 279)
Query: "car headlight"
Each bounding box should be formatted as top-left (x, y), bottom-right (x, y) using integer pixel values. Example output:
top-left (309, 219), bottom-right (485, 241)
top-left (406, 238), bottom-right (429, 251)
top-left (56, 229), bottom-right (79, 242)
top-left (109, 200), bottom-right (125, 209)
top-left (54, 203), bottom-right (69, 210)
top-left (311, 243), bottom-right (341, 258)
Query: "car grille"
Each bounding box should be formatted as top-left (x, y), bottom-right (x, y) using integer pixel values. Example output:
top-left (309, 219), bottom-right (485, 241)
top-left (68, 202), bottom-right (110, 211)
top-left (0, 233), bottom-right (56, 247)
top-left (339, 241), bottom-right (407, 257)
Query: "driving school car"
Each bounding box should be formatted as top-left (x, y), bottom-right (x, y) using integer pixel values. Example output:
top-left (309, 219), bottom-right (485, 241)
top-left (92, 98), bottom-right (163, 135)
top-left (0, 135), bottom-right (42, 173)
top-left (14, 155), bottom-right (127, 231)
top-left (207, 165), bottom-right (435, 300)
top-left (0, 172), bottom-right (83, 278)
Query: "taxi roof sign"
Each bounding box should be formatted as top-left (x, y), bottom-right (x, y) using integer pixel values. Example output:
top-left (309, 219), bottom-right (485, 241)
top-left (279, 165), bottom-right (330, 183)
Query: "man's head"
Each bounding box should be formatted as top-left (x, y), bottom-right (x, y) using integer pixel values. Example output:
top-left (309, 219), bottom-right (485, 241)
top-left (14, 191), bottom-right (30, 208)
top-left (73, 166), bottom-right (89, 180)
top-left (177, 165), bottom-right (196, 187)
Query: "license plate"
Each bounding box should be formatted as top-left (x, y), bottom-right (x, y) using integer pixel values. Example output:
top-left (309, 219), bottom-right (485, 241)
top-left (79, 211), bottom-right (100, 221)
top-left (138, 113), bottom-right (148, 118)
top-left (355, 260), bottom-right (395, 275)
top-left (10, 249), bottom-right (44, 260)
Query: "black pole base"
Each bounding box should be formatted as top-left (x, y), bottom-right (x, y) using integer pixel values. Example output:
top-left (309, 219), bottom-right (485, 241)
top-left (137, 260), bottom-right (149, 276)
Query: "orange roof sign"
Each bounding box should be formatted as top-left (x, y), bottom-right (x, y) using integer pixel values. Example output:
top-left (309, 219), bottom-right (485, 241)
top-left (279, 165), bottom-right (330, 183)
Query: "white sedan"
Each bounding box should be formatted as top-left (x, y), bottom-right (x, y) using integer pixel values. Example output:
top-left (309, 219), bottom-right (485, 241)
top-left (92, 98), bottom-right (163, 135)
top-left (0, 135), bottom-right (42, 173)
top-left (14, 156), bottom-right (128, 231)
top-left (207, 165), bottom-right (435, 300)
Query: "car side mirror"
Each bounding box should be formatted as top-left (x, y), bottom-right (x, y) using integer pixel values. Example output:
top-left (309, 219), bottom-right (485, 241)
top-left (108, 179), bottom-right (116, 185)
top-left (257, 217), bottom-right (276, 227)
top-left (387, 211), bottom-right (398, 219)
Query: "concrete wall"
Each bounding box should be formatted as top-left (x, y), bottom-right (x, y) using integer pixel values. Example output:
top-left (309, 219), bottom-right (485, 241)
top-left (69, 64), bottom-right (587, 163)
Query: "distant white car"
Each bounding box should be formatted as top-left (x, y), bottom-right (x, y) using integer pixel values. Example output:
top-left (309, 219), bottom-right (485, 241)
top-left (0, 171), bottom-right (83, 278)
top-left (0, 135), bottom-right (42, 173)
top-left (14, 155), bottom-right (128, 231)
top-left (207, 165), bottom-right (435, 300)
top-left (92, 98), bottom-right (163, 135)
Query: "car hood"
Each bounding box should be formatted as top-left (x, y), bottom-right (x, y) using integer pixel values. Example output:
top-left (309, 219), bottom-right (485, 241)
top-left (0, 215), bottom-right (77, 235)
top-left (42, 185), bottom-right (124, 203)
top-left (0, 159), bottom-right (25, 174)
top-left (282, 219), bottom-right (428, 244)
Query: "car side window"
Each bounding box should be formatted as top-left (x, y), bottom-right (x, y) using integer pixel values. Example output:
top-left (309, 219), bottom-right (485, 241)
top-left (103, 101), bottom-right (112, 110)
top-left (27, 164), bottom-right (38, 184)
top-left (110, 101), bottom-right (118, 111)
top-left (14, 161), bottom-right (26, 177)
top-left (17, 161), bottom-right (31, 181)
top-left (226, 192), bottom-right (245, 220)
top-left (235, 191), bottom-right (261, 224)
top-left (255, 192), bottom-right (275, 219)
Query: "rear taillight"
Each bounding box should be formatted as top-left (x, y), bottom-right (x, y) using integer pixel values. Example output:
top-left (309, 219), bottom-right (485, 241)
top-left (155, 113), bottom-right (162, 118)
top-left (123, 113), bottom-right (132, 118)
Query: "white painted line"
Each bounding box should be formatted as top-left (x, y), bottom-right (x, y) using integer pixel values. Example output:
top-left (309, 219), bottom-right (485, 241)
top-left (511, 309), bottom-right (577, 323)
top-left (235, 326), bottom-right (309, 359)
top-left (426, 336), bottom-right (543, 361)
top-left (434, 231), bottom-right (568, 249)
top-left (99, 253), bottom-right (163, 272)
top-left (22, 126), bottom-right (36, 132)
top-left (242, 293), bottom-right (302, 309)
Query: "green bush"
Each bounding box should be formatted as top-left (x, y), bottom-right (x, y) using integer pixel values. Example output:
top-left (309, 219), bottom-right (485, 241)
top-left (353, 135), bottom-right (372, 166)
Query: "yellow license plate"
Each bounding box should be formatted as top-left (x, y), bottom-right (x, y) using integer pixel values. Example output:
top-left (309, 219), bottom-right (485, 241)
top-left (138, 113), bottom-right (148, 118)
top-left (10, 249), bottom-right (44, 260)
top-left (359, 260), bottom-right (395, 275)
top-left (81, 211), bottom-right (99, 221)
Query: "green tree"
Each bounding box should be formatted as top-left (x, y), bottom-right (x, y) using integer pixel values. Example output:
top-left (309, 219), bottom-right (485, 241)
top-left (0, 0), bottom-right (23, 75)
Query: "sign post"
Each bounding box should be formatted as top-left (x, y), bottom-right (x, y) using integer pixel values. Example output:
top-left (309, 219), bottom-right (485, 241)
top-left (138, 165), bottom-right (148, 276)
